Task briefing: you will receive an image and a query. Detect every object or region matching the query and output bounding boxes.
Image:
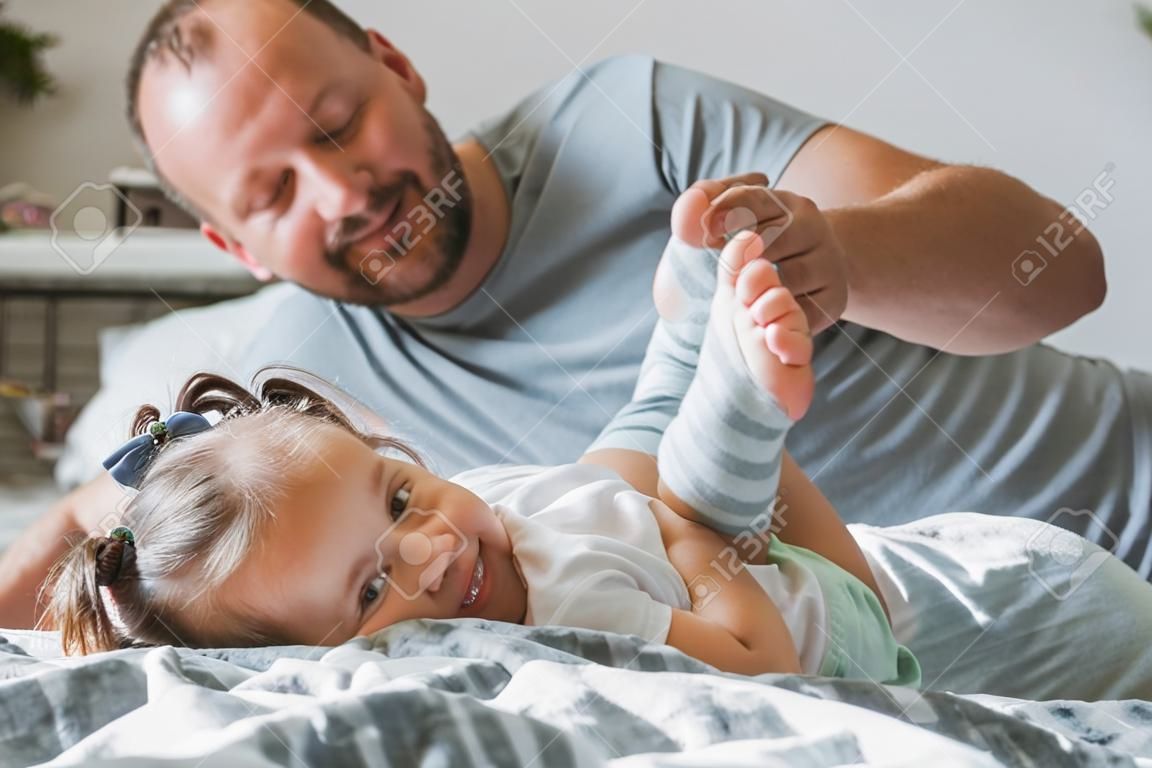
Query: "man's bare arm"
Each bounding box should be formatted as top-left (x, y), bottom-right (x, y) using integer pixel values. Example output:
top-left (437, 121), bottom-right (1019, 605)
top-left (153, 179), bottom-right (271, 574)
top-left (0, 473), bottom-right (122, 629)
top-left (779, 124), bottom-right (1106, 354)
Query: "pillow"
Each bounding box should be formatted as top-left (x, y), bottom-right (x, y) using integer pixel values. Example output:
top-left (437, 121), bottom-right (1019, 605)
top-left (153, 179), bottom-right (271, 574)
top-left (54, 284), bottom-right (298, 490)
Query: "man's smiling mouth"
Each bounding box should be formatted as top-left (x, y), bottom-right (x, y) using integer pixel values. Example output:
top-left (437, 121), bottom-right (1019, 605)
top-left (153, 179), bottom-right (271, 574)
top-left (351, 189), bottom-right (405, 250)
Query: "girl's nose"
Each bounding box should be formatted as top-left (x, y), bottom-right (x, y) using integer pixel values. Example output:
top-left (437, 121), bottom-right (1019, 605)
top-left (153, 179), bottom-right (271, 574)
top-left (407, 532), bottom-right (464, 595)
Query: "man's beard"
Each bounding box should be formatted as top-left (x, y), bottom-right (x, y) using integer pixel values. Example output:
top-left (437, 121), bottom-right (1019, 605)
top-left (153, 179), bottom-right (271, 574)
top-left (323, 110), bottom-right (473, 307)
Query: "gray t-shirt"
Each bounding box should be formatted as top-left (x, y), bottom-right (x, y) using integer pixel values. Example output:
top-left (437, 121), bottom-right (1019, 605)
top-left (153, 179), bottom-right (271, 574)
top-left (242, 54), bottom-right (1152, 577)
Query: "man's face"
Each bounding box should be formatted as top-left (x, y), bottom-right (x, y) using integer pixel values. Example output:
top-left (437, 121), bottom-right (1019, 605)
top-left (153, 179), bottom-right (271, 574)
top-left (137, 0), bottom-right (472, 306)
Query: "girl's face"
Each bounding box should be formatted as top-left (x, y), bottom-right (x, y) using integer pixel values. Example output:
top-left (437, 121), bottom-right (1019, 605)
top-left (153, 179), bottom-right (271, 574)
top-left (225, 423), bottom-right (526, 645)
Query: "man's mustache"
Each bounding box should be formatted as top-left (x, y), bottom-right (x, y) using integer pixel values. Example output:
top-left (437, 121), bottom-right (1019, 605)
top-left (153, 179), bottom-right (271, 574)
top-left (325, 180), bottom-right (409, 262)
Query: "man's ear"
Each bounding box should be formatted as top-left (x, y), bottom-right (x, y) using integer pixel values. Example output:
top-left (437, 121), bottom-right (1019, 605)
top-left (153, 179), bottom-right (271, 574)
top-left (201, 222), bottom-right (274, 282)
top-left (365, 29), bottom-right (426, 104)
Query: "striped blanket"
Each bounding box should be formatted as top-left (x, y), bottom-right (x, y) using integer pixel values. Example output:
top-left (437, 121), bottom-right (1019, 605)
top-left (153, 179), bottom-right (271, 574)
top-left (2, 619), bottom-right (1150, 767)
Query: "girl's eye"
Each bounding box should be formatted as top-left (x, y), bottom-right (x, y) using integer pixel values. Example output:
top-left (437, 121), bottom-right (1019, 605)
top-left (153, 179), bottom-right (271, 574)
top-left (390, 488), bottom-right (410, 519)
top-left (362, 573), bottom-right (388, 608)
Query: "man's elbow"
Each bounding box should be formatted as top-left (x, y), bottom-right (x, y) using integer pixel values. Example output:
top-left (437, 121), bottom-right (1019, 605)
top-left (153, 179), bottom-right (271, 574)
top-left (1081, 229), bottom-right (1107, 312)
top-left (1063, 227), bottom-right (1107, 323)
top-left (981, 231), bottom-right (1105, 355)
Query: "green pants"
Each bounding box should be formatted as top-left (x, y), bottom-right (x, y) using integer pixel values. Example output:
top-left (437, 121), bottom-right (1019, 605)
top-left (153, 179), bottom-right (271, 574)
top-left (766, 534), bottom-right (921, 688)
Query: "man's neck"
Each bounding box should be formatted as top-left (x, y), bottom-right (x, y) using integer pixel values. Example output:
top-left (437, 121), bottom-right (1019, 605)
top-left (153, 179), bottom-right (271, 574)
top-left (387, 139), bottom-right (510, 318)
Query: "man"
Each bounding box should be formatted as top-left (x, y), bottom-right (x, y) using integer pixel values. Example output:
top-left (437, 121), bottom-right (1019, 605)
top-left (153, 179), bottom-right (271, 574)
top-left (5, 0), bottom-right (1149, 697)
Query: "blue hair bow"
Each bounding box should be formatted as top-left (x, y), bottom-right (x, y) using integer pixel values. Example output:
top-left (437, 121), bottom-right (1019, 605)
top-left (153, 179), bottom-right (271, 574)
top-left (102, 411), bottom-right (213, 490)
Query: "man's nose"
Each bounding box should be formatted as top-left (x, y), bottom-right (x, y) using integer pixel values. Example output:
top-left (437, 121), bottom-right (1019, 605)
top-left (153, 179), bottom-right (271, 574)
top-left (296, 148), bottom-right (370, 221)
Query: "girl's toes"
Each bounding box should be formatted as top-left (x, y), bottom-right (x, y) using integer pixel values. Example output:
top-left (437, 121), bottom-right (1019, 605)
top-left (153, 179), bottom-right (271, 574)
top-left (749, 286), bottom-right (800, 327)
top-left (670, 188), bottom-right (712, 246)
top-left (765, 324), bottom-right (813, 367)
top-left (734, 258), bottom-right (782, 305)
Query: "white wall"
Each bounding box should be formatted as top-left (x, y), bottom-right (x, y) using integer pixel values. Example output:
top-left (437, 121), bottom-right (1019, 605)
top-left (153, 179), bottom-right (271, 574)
top-left (3, 0), bottom-right (1151, 367)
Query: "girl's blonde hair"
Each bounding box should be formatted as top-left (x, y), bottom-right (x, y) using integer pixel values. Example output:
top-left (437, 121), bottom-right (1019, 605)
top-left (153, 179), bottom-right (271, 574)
top-left (45, 367), bottom-right (421, 655)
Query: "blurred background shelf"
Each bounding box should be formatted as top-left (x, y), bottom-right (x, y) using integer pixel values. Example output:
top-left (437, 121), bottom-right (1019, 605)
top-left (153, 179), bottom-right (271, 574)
top-left (0, 228), bottom-right (259, 297)
top-left (0, 228), bottom-right (261, 483)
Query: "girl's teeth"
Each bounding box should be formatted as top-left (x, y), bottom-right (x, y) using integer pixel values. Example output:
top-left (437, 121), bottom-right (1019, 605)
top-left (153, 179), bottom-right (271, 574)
top-left (461, 557), bottom-right (485, 608)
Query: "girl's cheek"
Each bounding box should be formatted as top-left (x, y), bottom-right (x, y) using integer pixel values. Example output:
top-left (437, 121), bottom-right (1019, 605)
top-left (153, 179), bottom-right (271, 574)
top-left (360, 604), bottom-right (396, 636)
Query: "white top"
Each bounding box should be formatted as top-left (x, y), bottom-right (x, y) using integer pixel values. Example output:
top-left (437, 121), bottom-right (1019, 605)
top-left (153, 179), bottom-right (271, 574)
top-left (452, 463), bottom-right (829, 673)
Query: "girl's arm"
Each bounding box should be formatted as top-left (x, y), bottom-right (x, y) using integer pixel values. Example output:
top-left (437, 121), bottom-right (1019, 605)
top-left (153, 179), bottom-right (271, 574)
top-left (581, 446), bottom-right (802, 674)
top-left (649, 496), bottom-right (801, 676)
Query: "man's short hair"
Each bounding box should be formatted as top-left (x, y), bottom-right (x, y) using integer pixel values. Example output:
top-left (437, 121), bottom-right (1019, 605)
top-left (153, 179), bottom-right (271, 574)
top-left (125, 0), bottom-right (370, 222)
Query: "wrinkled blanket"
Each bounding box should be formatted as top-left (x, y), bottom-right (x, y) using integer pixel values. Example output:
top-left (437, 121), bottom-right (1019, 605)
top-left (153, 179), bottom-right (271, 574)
top-left (2, 619), bottom-right (1150, 767)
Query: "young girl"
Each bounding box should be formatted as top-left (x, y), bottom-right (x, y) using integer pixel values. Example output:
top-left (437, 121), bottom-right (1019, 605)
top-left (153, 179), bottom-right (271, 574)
top-left (46, 199), bottom-right (920, 686)
top-left (44, 227), bottom-right (921, 686)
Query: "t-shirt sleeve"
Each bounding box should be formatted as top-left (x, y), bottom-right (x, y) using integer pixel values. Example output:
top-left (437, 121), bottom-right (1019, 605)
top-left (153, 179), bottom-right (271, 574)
top-left (651, 58), bottom-right (830, 194)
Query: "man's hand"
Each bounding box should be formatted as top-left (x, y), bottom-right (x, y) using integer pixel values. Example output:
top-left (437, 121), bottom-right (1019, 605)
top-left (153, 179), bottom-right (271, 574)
top-left (673, 172), bottom-right (849, 334)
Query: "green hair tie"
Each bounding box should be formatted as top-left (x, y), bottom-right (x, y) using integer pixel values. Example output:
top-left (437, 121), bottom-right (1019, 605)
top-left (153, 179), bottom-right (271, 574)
top-left (148, 420), bottom-right (169, 443)
top-left (107, 526), bottom-right (136, 546)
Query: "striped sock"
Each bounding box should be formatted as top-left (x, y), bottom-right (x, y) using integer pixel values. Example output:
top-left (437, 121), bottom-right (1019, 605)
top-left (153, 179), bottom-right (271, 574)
top-left (588, 237), bottom-right (714, 456)
top-left (654, 245), bottom-right (792, 536)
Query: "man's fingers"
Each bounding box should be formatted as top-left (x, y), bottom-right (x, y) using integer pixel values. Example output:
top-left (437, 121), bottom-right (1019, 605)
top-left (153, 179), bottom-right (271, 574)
top-left (773, 253), bottom-right (823, 296)
top-left (687, 172), bottom-right (771, 202)
top-left (796, 292), bottom-right (844, 335)
top-left (677, 173), bottom-right (771, 246)
top-left (701, 186), bottom-right (792, 248)
top-left (734, 217), bottom-right (806, 264)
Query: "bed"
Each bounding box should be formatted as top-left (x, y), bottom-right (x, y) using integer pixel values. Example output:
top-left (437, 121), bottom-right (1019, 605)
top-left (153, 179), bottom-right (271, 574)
top-left (2, 620), bottom-right (1151, 766)
top-left (5, 286), bottom-right (1152, 767)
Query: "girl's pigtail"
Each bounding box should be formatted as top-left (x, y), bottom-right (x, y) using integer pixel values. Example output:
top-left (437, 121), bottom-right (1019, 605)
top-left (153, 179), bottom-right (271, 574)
top-left (44, 537), bottom-right (131, 655)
